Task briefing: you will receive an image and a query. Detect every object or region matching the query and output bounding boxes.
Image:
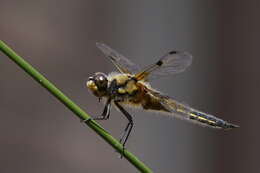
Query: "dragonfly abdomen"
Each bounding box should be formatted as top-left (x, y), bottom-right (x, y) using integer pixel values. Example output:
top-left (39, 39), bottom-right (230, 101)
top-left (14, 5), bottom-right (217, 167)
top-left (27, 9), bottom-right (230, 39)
top-left (188, 110), bottom-right (238, 129)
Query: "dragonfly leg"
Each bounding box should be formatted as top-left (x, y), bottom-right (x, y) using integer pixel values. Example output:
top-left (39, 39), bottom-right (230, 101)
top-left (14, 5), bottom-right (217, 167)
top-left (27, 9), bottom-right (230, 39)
top-left (114, 101), bottom-right (133, 157)
top-left (81, 98), bottom-right (111, 122)
top-left (93, 98), bottom-right (111, 120)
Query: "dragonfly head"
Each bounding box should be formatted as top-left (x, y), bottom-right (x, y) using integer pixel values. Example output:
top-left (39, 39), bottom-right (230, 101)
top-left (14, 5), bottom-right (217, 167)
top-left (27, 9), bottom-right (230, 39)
top-left (86, 72), bottom-right (108, 98)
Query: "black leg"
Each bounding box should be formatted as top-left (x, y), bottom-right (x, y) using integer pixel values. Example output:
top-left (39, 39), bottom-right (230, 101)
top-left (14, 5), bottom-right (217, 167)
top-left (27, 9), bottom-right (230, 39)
top-left (114, 101), bottom-right (133, 149)
top-left (81, 98), bottom-right (111, 122)
top-left (93, 98), bottom-right (111, 120)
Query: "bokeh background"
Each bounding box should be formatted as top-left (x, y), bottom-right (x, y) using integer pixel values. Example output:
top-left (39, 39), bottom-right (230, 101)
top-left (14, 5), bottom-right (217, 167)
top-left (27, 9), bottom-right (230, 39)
top-left (0, 0), bottom-right (259, 173)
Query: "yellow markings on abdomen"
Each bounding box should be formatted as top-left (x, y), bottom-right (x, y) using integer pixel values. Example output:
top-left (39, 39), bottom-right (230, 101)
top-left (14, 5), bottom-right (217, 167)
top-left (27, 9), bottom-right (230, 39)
top-left (189, 111), bottom-right (216, 125)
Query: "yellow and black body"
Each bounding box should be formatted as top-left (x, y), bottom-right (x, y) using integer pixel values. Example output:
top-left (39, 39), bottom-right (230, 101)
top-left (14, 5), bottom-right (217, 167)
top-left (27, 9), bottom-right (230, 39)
top-left (86, 43), bottom-right (239, 149)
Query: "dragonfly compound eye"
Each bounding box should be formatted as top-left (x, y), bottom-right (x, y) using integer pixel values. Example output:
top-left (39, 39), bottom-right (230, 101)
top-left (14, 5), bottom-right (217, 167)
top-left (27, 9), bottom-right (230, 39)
top-left (94, 72), bottom-right (108, 89)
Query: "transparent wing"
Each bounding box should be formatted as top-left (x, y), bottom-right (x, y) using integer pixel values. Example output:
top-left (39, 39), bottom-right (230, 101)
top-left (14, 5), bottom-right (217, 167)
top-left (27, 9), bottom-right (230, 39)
top-left (96, 43), bottom-right (140, 74)
top-left (135, 50), bottom-right (192, 81)
top-left (146, 88), bottom-right (238, 129)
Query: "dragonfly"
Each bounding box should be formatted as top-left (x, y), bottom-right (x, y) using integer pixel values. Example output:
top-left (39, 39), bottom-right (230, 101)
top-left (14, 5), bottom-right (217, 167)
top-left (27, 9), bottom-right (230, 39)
top-left (86, 43), bottom-right (239, 150)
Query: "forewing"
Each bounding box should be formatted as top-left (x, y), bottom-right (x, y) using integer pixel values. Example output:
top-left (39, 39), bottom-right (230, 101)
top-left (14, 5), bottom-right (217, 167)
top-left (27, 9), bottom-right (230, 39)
top-left (96, 43), bottom-right (140, 74)
top-left (135, 50), bottom-right (192, 81)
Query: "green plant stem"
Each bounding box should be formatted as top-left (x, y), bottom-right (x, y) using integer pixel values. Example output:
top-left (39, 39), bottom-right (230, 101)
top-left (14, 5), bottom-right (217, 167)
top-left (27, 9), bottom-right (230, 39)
top-left (0, 40), bottom-right (153, 173)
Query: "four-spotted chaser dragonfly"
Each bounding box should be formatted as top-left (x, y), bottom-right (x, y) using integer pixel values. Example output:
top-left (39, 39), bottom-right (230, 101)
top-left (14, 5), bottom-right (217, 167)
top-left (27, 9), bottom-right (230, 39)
top-left (86, 43), bottom-right (238, 149)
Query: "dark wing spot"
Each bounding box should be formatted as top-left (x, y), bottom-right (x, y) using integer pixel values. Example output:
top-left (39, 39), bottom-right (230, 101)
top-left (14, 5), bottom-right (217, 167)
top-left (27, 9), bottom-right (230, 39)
top-left (108, 55), bottom-right (116, 61)
top-left (169, 50), bottom-right (177, 55)
top-left (156, 60), bottom-right (163, 66)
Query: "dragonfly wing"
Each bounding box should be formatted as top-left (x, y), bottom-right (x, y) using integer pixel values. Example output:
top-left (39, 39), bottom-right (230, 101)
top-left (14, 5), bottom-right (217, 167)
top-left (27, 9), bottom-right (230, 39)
top-left (135, 50), bottom-right (192, 81)
top-left (146, 88), bottom-right (238, 129)
top-left (96, 43), bottom-right (140, 74)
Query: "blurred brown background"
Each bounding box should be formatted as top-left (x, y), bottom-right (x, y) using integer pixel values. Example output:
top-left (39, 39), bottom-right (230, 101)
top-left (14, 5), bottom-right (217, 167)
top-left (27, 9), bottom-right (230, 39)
top-left (0, 0), bottom-right (259, 173)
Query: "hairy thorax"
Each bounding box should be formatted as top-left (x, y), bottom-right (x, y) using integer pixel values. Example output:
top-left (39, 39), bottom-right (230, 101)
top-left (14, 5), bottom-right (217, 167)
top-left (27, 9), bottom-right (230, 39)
top-left (108, 73), bottom-right (168, 111)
